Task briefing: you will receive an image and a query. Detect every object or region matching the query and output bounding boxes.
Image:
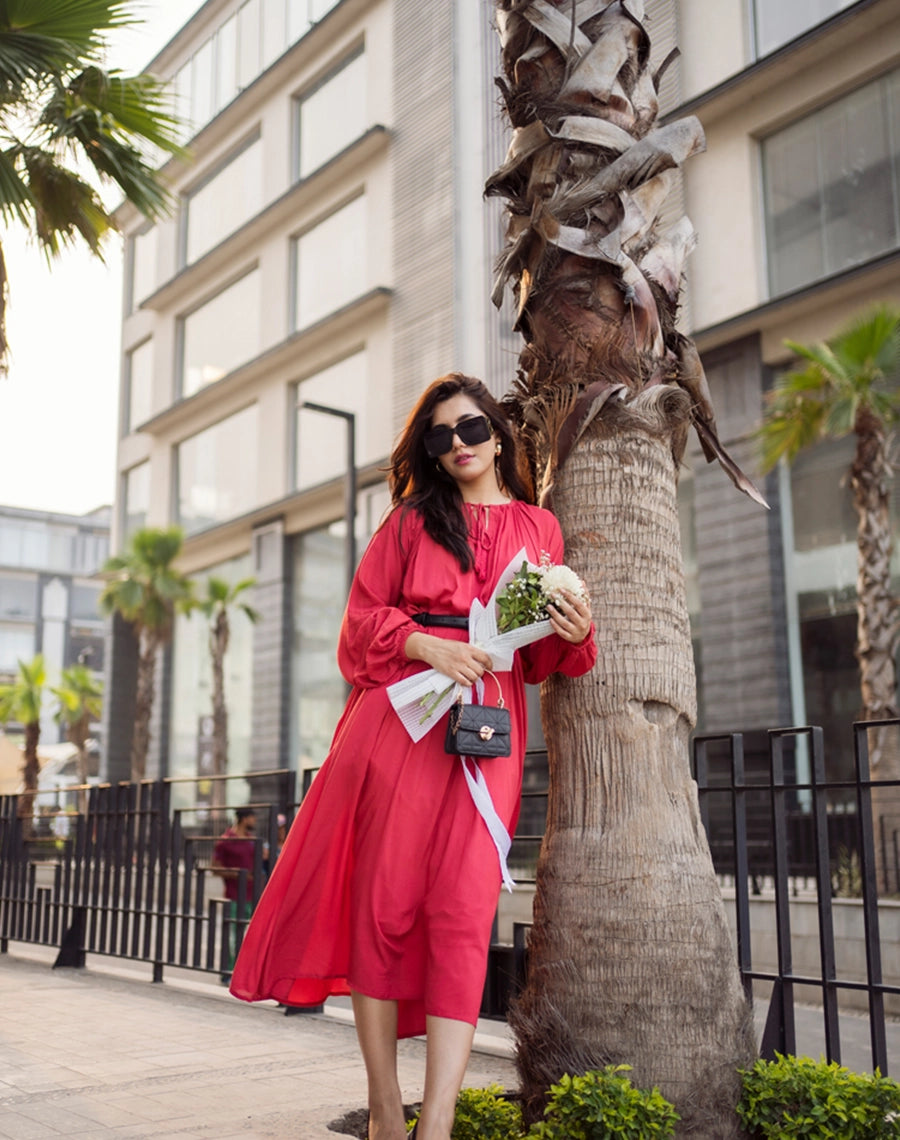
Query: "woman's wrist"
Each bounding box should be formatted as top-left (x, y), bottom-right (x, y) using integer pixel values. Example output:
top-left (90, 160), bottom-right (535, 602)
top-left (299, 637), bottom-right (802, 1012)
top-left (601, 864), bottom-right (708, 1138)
top-left (404, 630), bottom-right (434, 663)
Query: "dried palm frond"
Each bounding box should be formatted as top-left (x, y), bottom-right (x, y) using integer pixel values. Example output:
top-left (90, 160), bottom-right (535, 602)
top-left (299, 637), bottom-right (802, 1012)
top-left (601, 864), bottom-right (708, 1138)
top-left (488, 0), bottom-right (767, 506)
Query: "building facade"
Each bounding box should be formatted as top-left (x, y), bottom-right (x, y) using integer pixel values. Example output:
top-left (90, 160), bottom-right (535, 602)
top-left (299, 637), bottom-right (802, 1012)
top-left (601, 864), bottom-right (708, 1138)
top-left (106, 0), bottom-right (900, 797)
top-left (0, 504), bottom-right (109, 746)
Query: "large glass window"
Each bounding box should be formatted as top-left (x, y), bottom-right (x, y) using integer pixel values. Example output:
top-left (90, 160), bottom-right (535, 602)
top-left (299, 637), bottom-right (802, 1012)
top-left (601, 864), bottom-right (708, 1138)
top-left (0, 575), bottom-right (37, 622)
top-left (182, 137), bottom-right (263, 265)
top-left (293, 195), bottom-right (367, 329)
top-left (753, 0), bottom-right (856, 58)
top-left (790, 438), bottom-right (900, 785)
top-left (126, 339), bottom-right (154, 434)
top-left (762, 68), bottom-right (900, 296)
top-left (128, 226), bottom-right (157, 311)
top-left (0, 521), bottom-right (73, 571)
top-left (294, 351), bottom-right (370, 491)
top-left (296, 49), bottom-right (367, 179)
top-left (177, 405), bottom-right (259, 536)
top-left (0, 625), bottom-right (35, 674)
top-left (70, 582), bottom-right (102, 623)
top-left (169, 553), bottom-right (254, 812)
top-left (123, 462), bottom-right (150, 539)
top-left (290, 523), bottom-right (349, 776)
top-left (180, 270), bottom-right (261, 396)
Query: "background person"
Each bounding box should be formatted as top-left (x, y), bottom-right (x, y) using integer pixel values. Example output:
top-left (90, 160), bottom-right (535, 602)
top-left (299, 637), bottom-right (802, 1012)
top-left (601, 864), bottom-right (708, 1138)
top-left (230, 375), bottom-right (596, 1140)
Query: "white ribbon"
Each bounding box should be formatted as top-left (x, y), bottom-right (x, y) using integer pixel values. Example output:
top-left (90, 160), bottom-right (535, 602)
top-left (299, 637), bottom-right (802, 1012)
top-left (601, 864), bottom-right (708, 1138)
top-left (461, 756), bottom-right (515, 892)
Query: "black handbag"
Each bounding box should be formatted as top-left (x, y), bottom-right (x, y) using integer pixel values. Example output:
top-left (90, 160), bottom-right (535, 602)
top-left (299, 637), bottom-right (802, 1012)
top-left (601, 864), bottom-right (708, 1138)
top-left (444, 671), bottom-right (511, 758)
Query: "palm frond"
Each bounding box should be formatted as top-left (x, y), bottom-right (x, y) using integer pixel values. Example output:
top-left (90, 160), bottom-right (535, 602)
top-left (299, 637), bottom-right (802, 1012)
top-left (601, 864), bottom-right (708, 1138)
top-left (822, 394), bottom-right (856, 438)
top-left (757, 399), bottom-right (826, 472)
top-left (0, 145), bottom-right (33, 226)
top-left (832, 304), bottom-right (900, 385)
top-left (0, 0), bottom-right (135, 89)
top-left (782, 339), bottom-right (847, 388)
top-left (22, 144), bottom-right (111, 256)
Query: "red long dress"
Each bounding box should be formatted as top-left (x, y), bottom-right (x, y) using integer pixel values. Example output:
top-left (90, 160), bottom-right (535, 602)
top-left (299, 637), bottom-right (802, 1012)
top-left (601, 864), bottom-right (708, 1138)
top-left (229, 500), bottom-right (596, 1037)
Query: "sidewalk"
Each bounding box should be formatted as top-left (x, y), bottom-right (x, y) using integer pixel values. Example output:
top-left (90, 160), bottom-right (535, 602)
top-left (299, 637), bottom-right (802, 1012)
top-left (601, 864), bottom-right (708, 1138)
top-left (0, 946), bottom-right (514, 1140)
top-left (1, 944), bottom-right (897, 1139)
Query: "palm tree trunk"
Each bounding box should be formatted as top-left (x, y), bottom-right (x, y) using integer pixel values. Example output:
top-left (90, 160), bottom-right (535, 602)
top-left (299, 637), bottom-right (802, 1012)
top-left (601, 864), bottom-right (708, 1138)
top-left (18, 720), bottom-right (40, 838)
top-left (512, 392), bottom-right (755, 1136)
top-left (131, 631), bottom-right (158, 783)
top-left (210, 614), bottom-right (229, 814)
top-left (852, 410), bottom-right (900, 891)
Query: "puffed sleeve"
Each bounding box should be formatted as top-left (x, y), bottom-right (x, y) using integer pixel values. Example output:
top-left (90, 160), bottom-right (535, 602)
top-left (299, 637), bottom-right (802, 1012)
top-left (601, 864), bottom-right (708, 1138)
top-left (337, 508), bottom-right (419, 688)
top-left (519, 512), bottom-right (597, 685)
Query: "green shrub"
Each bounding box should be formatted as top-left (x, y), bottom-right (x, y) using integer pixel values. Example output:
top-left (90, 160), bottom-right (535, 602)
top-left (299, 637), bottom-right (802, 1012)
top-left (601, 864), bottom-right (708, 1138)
top-left (407, 1084), bottom-right (523, 1139)
top-left (526, 1066), bottom-right (679, 1139)
top-left (737, 1053), bottom-right (900, 1138)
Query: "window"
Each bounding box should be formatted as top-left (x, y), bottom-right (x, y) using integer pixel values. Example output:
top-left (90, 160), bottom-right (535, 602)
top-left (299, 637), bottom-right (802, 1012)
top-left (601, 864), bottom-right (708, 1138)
top-left (126, 339), bottom-right (154, 433)
top-left (762, 68), bottom-right (900, 296)
top-left (191, 38), bottom-right (214, 127)
top-left (70, 583), bottom-right (102, 623)
top-left (180, 270), bottom-right (261, 396)
top-left (290, 523), bottom-right (350, 774)
top-left (0, 625), bottom-right (35, 674)
top-left (176, 405), bottom-right (259, 535)
top-left (182, 136), bottom-right (263, 264)
top-left (753, 0), bottom-right (856, 58)
top-left (296, 50), bottom-right (367, 179)
top-left (262, 0), bottom-right (288, 68)
top-left (288, 0), bottom-right (311, 41)
top-left (173, 62), bottom-right (193, 143)
top-left (293, 196), bottom-right (367, 329)
top-left (294, 351), bottom-right (369, 490)
top-left (238, 0), bottom-right (262, 90)
top-left (214, 14), bottom-right (238, 113)
top-left (168, 553), bottom-right (253, 812)
top-left (0, 575), bottom-right (37, 622)
top-left (128, 227), bottom-right (158, 311)
top-left (123, 462), bottom-right (150, 538)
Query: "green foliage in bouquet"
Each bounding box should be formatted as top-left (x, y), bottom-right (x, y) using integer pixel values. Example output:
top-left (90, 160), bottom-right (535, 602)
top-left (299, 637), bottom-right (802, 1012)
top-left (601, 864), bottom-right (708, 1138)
top-left (497, 562), bottom-right (549, 632)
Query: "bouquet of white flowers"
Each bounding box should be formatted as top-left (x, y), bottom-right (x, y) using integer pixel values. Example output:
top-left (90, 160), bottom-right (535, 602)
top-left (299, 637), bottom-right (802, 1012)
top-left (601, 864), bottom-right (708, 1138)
top-left (497, 556), bottom-right (589, 632)
top-left (387, 548), bottom-right (586, 743)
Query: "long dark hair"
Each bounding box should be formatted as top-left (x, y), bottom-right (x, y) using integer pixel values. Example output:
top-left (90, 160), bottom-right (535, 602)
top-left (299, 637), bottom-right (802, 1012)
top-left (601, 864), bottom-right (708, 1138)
top-left (389, 373), bottom-right (531, 572)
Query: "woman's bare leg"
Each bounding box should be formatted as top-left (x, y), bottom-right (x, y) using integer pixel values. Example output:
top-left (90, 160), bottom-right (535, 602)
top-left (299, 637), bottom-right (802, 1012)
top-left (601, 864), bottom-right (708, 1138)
top-left (351, 991), bottom-right (407, 1140)
top-left (416, 1015), bottom-right (476, 1139)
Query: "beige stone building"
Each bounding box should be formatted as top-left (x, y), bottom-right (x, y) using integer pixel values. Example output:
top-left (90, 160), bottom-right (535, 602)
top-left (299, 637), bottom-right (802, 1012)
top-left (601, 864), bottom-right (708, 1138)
top-left (105, 0), bottom-right (900, 800)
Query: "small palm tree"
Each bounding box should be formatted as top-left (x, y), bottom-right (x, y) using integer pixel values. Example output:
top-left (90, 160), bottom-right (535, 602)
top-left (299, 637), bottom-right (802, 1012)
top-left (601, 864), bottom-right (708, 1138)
top-left (100, 527), bottom-right (193, 782)
top-left (758, 304), bottom-right (900, 726)
top-left (52, 662), bottom-right (103, 814)
top-left (195, 576), bottom-right (259, 811)
top-left (0, 655), bottom-right (47, 830)
top-left (0, 0), bottom-right (187, 370)
top-left (758, 304), bottom-right (900, 892)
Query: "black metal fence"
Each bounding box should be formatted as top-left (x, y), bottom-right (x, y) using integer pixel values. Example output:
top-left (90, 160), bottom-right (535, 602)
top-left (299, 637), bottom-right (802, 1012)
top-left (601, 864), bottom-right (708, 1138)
top-left (0, 771), bottom-right (294, 981)
top-left (2, 726), bottom-right (899, 1076)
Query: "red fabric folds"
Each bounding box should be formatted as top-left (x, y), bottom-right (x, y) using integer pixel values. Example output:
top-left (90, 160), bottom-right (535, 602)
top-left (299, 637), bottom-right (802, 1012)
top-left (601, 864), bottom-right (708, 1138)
top-left (229, 501), bottom-right (596, 1037)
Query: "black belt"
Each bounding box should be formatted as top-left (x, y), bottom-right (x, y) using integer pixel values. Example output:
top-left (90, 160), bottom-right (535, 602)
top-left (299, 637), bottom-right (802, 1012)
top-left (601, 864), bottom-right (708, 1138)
top-left (412, 612), bottom-right (469, 629)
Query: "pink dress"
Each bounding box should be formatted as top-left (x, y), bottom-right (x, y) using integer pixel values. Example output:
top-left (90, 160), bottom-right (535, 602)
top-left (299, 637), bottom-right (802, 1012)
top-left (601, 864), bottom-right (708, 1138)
top-left (230, 501), bottom-right (596, 1037)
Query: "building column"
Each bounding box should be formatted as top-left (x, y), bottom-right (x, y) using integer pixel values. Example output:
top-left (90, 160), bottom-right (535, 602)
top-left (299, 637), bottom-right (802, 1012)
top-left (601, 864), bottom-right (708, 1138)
top-left (100, 612), bottom-right (138, 783)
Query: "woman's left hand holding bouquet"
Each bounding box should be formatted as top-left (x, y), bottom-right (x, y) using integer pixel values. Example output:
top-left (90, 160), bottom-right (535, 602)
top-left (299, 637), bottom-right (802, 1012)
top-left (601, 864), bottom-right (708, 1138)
top-left (547, 590), bottom-right (593, 644)
top-left (404, 631), bottom-right (493, 687)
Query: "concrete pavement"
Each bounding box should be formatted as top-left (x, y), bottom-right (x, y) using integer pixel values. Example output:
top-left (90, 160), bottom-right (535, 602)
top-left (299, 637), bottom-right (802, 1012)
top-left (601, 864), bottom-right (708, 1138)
top-left (1, 943), bottom-right (898, 1139)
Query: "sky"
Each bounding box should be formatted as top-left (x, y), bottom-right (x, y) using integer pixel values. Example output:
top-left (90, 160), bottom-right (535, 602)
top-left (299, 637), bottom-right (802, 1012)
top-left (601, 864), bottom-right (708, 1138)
top-left (0, 0), bottom-right (199, 517)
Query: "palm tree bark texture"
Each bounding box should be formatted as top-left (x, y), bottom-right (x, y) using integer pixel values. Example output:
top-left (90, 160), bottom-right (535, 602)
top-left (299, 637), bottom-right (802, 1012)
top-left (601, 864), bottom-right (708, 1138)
top-left (487, 2), bottom-right (760, 1133)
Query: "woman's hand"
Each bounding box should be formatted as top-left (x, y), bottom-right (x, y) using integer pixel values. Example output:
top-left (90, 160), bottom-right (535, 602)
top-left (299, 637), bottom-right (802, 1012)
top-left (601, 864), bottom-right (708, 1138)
top-left (548, 589), bottom-right (592, 644)
top-left (404, 632), bottom-right (493, 686)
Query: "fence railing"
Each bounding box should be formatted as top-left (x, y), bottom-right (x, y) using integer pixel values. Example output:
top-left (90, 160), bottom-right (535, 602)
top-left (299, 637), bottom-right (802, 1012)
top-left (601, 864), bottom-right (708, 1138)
top-left (2, 726), bottom-right (899, 1075)
top-left (0, 770), bottom-right (295, 983)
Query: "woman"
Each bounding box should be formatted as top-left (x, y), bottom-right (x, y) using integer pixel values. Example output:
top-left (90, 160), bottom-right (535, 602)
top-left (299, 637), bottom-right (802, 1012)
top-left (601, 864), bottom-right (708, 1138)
top-left (230, 374), bottom-right (595, 1140)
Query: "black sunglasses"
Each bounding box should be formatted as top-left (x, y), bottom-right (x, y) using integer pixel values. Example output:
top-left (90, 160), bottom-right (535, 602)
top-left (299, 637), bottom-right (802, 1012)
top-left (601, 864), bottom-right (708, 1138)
top-left (423, 415), bottom-right (494, 458)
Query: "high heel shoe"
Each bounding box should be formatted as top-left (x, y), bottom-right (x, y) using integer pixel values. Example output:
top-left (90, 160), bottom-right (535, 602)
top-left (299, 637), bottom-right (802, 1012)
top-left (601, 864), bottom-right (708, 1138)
top-left (409, 1124), bottom-right (418, 1139)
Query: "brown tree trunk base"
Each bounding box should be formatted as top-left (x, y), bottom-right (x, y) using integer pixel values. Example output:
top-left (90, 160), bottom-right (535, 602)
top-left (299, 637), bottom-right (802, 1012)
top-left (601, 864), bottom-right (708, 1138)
top-left (513, 401), bottom-right (756, 1137)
